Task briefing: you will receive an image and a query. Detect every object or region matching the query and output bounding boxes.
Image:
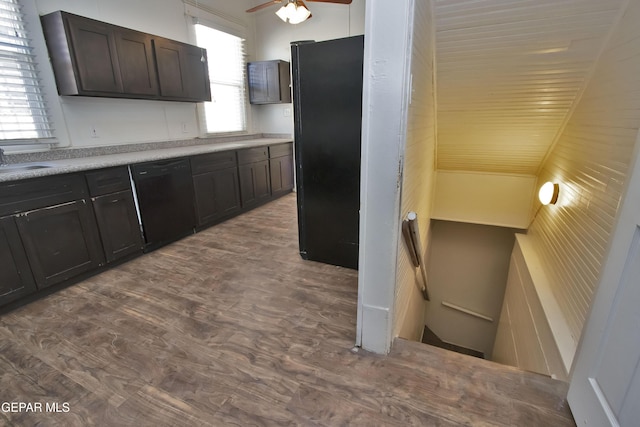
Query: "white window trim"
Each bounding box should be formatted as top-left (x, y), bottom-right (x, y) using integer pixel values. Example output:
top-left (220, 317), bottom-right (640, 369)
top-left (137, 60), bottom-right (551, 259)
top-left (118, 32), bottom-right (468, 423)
top-left (3, 0), bottom-right (70, 152)
top-left (183, 2), bottom-right (252, 138)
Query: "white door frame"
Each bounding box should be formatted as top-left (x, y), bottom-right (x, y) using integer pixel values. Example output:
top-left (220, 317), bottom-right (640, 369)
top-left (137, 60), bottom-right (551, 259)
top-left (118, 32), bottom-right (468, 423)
top-left (356, 0), bottom-right (415, 354)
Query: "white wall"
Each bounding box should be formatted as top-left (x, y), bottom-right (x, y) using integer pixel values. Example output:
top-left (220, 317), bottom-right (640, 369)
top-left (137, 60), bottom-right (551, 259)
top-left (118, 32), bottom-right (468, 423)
top-left (425, 220), bottom-right (517, 357)
top-left (33, 0), bottom-right (256, 149)
top-left (432, 171), bottom-right (536, 229)
top-left (527, 0), bottom-right (640, 343)
top-left (394, 0), bottom-right (436, 342)
top-left (250, 0), bottom-right (365, 135)
top-left (32, 0), bottom-right (363, 148)
top-left (493, 235), bottom-right (571, 381)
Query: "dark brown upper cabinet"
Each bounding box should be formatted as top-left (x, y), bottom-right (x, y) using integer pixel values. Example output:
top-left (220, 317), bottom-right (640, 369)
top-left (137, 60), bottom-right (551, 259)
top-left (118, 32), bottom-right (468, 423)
top-left (154, 38), bottom-right (211, 101)
top-left (41, 11), bottom-right (210, 102)
top-left (248, 60), bottom-right (291, 105)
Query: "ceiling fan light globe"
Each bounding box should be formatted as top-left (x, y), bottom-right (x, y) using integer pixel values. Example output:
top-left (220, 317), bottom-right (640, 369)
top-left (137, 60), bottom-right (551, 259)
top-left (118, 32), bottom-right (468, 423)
top-left (289, 4), bottom-right (311, 24)
top-left (275, 5), bottom-right (289, 22)
top-left (284, 2), bottom-right (297, 16)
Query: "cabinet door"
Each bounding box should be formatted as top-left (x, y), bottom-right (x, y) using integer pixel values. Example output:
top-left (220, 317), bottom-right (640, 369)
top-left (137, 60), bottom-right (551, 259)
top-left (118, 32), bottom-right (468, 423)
top-left (248, 62), bottom-right (268, 104)
top-left (154, 38), bottom-right (211, 101)
top-left (66, 14), bottom-right (123, 93)
top-left (193, 167), bottom-right (241, 226)
top-left (248, 61), bottom-right (291, 104)
top-left (239, 160), bottom-right (271, 208)
top-left (248, 62), bottom-right (281, 104)
top-left (184, 44), bottom-right (211, 101)
top-left (154, 38), bottom-right (184, 98)
top-left (0, 217), bottom-right (37, 306)
top-left (114, 29), bottom-right (158, 96)
top-left (16, 200), bottom-right (104, 289)
top-left (270, 155), bottom-right (294, 196)
top-left (264, 62), bottom-right (281, 102)
top-left (92, 190), bottom-right (143, 263)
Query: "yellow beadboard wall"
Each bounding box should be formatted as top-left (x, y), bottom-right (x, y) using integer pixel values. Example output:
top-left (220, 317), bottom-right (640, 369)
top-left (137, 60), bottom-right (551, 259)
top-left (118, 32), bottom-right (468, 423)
top-left (393, 0), bottom-right (437, 341)
top-left (528, 0), bottom-right (640, 343)
top-left (433, 0), bottom-right (625, 175)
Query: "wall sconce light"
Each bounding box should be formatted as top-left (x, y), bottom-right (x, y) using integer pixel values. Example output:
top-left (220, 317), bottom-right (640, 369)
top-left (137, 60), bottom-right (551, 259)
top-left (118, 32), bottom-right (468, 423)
top-left (276, 1), bottom-right (311, 24)
top-left (538, 181), bottom-right (560, 205)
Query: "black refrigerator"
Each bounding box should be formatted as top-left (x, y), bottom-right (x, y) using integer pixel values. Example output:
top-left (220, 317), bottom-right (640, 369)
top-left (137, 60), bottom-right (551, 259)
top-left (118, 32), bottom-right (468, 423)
top-left (291, 35), bottom-right (364, 270)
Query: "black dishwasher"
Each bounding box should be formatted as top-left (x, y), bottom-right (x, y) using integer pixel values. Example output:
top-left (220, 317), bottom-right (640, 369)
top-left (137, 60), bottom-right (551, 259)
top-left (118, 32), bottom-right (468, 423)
top-left (132, 158), bottom-right (196, 250)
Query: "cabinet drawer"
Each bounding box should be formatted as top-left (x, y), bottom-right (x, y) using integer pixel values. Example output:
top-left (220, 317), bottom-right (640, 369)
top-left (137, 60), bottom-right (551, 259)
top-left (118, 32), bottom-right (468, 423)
top-left (86, 166), bottom-right (131, 196)
top-left (0, 174), bottom-right (87, 217)
top-left (269, 143), bottom-right (293, 158)
top-left (238, 146), bottom-right (268, 165)
top-left (191, 151), bottom-right (237, 175)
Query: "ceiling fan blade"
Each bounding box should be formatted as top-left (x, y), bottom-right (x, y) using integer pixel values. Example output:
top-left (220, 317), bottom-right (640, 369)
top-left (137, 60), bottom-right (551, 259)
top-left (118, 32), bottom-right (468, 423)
top-left (306, 0), bottom-right (352, 4)
top-left (246, 0), bottom-right (283, 13)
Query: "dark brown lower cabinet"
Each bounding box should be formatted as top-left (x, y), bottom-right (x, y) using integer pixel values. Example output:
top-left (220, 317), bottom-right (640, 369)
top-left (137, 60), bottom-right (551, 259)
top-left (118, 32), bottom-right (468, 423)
top-left (15, 200), bottom-right (104, 289)
top-left (239, 160), bottom-right (271, 208)
top-left (193, 167), bottom-right (241, 227)
top-left (270, 154), bottom-right (294, 197)
top-left (1, 143), bottom-right (294, 309)
top-left (92, 190), bottom-right (143, 263)
top-left (0, 216), bottom-right (37, 306)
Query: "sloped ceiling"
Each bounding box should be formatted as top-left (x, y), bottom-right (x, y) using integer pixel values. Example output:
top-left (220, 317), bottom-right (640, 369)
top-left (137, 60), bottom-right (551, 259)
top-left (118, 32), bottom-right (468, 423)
top-left (434, 0), bottom-right (626, 175)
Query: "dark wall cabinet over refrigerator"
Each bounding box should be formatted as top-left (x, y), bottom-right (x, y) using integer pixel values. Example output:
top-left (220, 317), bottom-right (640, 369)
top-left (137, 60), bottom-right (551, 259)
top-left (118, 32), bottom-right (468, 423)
top-left (291, 36), bottom-right (364, 270)
top-left (248, 60), bottom-right (292, 104)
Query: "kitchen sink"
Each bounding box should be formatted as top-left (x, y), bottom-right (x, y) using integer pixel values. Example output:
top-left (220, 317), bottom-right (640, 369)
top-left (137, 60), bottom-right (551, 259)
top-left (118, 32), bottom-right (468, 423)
top-left (0, 164), bottom-right (56, 173)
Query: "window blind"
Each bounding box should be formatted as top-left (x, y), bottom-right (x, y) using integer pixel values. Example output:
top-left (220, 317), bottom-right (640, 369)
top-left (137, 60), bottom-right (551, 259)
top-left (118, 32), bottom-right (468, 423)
top-left (0, 0), bottom-right (53, 142)
top-left (195, 23), bottom-right (247, 134)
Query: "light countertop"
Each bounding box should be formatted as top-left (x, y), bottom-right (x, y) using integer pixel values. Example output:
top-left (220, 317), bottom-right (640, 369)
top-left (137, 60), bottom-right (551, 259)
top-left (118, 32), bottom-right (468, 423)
top-left (0, 137), bottom-right (292, 183)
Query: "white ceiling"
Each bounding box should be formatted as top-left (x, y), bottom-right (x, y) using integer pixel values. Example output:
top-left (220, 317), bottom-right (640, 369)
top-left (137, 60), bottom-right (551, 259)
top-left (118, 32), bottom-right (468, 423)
top-left (434, 0), bottom-right (626, 175)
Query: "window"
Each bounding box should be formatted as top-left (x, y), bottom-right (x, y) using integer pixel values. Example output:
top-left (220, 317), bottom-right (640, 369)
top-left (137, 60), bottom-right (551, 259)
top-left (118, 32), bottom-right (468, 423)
top-left (0, 0), bottom-right (53, 142)
top-left (195, 24), bottom-right (246, 134)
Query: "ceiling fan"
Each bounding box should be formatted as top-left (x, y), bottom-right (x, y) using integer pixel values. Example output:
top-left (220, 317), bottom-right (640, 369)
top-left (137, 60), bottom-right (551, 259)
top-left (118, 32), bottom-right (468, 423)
top-left (246, 0), bottom-right (352, 24)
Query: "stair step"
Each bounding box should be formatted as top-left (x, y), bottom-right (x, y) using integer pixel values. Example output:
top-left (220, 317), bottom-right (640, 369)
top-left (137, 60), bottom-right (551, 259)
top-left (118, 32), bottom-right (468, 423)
top-left (421, 325), bottom-right (485, 359)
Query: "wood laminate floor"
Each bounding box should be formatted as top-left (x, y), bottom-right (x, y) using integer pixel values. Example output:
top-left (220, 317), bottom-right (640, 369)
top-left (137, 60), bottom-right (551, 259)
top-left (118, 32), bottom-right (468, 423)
top-left (0, 194), bottom-right (575, 426)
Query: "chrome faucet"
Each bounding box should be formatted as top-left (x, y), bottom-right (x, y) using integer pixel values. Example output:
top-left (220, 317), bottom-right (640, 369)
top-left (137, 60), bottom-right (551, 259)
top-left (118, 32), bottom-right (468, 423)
top-left (0, 148), bottom-right (5, 166)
